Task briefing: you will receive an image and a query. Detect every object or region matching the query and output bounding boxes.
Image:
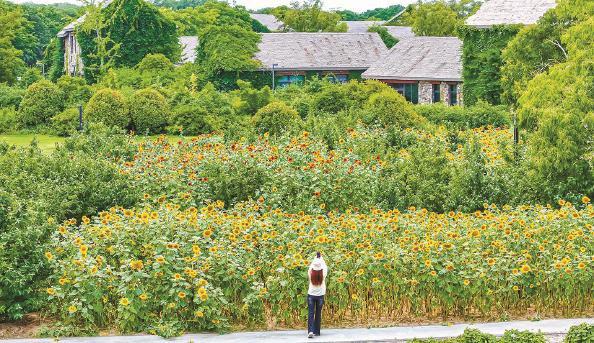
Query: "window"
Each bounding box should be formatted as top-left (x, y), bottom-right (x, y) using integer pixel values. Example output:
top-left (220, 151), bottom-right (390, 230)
top-left (391, 83), bottom-right (419, 104)
top-left (449, 84), bottom-right (458, 106)
top-left (278, 75), bottom-right (305, 87)
top-left (325, 74), bottom-right (349, 84)
top-left (432, 84), bottom-right (441, 103)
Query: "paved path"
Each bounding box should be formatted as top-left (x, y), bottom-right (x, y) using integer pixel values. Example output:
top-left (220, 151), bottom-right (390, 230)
top-left (2, 318), bottom-right (593, 343)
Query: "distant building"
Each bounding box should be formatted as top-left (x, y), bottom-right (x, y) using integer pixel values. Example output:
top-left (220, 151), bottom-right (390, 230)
top-left (255, 33), bottom-right (388, 86)
top-left (250, 13), bottom-right (284, 32)
top-left (179, 36), bottom-right (198, 64)
top-left (465, 0), bottom-right (557, 28)
top-left (462, 0), bottom-right (557, 105)
top-left (363, 37), bottom-right (463, 105)
top-left (56, 15), bottom-right (88, 76)
top-left (342, 20), bottom-right (415, 41)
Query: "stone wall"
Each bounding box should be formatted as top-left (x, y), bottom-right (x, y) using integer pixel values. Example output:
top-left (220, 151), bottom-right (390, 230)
top-left (63, 32), bottom-right (84, 76)
top-left (440, 82), bottom-right (450, 105)
top-left (419, 81), bottom-right (433, 104)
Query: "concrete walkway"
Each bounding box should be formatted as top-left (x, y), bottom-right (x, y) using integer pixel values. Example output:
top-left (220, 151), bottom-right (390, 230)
top-left (2, 318), bottom-right (593, 343)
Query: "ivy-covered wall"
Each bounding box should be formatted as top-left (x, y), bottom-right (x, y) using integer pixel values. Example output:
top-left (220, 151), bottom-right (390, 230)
top-left (459, 25), bottom-right (520, 106)
top-left (47, 37), bottom-right (65, 81)
top-left (77, 0), bottom-right (179, 82)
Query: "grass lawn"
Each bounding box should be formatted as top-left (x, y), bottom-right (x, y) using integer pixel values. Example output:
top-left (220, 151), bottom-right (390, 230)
top-left (0, 134), bottom-right (65, 152)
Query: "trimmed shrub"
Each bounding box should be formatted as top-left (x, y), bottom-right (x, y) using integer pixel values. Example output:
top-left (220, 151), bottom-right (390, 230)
top-left (51, 109), bottom-right (80, 137)
top-left (0, 84), bottom-right (25, 109)
top-left (172, 104), bottom-right (215, 135)
top-left (364, 89), bottom-right (425, 128)
top-left (565, 323), bottom-right (594, 343)
top-left (311, 84), bottom-right (352, 114)
top-left (129, 88), bottom-right (170, 134)
top-left (136, 53), bottom-right (174, 73)
top-left (18, 80), bottom-right (64, 127)
top-left (252, 101), bottom-right (301, 136)
top-left (85, 89), bottom-right (129, 129)
top-left (0, 108), bottom-right (19, 133)
top-left (416, 101), bottom-right (510, 129)
top-left (56, 76), bottom-right (93, 107)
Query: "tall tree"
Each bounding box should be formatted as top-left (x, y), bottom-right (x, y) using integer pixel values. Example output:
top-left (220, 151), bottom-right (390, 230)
top-left (501, 0), bottom-right (593, 107)
top-left (403, 1), bottom-right (460, 36)
top-left (273, 0), bottom-right (347, 32)
top-left (518, 15), bottom-right (594, 203)
top-left (0, 1), bottom-right (27, 84)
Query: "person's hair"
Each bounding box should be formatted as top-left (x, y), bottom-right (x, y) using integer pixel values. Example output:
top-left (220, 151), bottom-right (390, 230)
top-left (310, 269), bottom-right (324, 286)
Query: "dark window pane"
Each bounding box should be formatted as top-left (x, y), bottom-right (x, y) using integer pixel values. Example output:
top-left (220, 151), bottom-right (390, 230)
top-left (449, 84), bottom-right (458, 106)
top-left (432, 84), bottom-right (440, 103)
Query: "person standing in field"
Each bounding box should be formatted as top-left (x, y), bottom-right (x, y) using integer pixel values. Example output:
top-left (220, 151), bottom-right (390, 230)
top-left (307, 252), bottom-right (328, 338)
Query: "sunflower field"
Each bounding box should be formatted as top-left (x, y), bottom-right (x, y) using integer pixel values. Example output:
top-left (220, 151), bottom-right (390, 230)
top-left (40, 129), bottom-right (592, 336)
top-left (46, 196), bottom-right (592, 335)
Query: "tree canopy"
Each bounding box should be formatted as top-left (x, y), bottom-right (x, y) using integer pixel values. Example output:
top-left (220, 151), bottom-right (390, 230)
top-left (0, 1), bottom-right (27, 84)
top-left (501, 0), bottom-right (593, 106)
top-left (77, 0), bottom-right (179, 80)
top-left (272, 0), bottom-right (347, 32)
top-left (401, 1), bottom-right (460, 36)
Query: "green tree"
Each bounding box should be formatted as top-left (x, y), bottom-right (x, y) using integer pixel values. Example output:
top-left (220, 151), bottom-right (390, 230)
top-left (0, 1), bottom-right (27, 84)
top-left (501, 0), bottom-right (593, 106)
top-left (404, 1), bottom-right (460, 36)
top-left (368, 25), bottom-right (398, 48)
top-left (274, 0), bottom-right (347, 32)
top-left (77, 0), bottom-right (179, 80)
top-left (518, 17), bottom-right (594, 203)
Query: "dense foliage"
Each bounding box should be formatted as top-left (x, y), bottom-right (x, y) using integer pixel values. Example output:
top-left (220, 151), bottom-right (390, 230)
top-left (0, 128), bottom-right (139, 320)
top-left (403, 1), bottom-right (460, 37)
top-left (338, 5), bottom-right (404, 21)
top-left (0, 1), bottom-right (27, 84)
top-left (271, 0), bottom-right (347, 33)
top-left (500, 0), bottom-right (593, 106)
top-left (460, 26), bottom-right (520, 106)
top-left (77, 0), bottom-right (179, 80)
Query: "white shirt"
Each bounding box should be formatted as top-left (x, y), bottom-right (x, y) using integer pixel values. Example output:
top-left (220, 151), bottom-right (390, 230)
top-left (308, 257), bottom-right (328, 296)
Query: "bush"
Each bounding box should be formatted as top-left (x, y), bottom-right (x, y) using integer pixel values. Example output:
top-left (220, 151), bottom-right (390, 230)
top-left (56, 76), bottom-right (93, 107)
top-left (0, 84), bottom-right (25, 109)
top-left (0, 108), bottom-right (19, 133)
top-left (0, 140), bottom-right (139, 321)
top-left (51, 109), bottom-right (80, 137)
top-left (85, 89), bottom-right (130, 129)
top-left (416, 101), bottom-right (510, 129)
top-left (136, 53), bottom-right (174, 73)
top-left (172, 104), bottom-right (216, 135)
top-left (364, 89), bottom-right (425, 128)
top-left (252, 101), bottom-right (301, 136)
top-left (18, 80), bottom-right (64, 127)
top-left (565, 323), bottom-right (594, 343)
top-left (129, 88), bottom-right (170, 134)
top-left (310, 83), bottom-right (352, 114)
top-left (233, 80), bottom-right (271, 116)
top-left (499, 330), bottom-right (546, 343)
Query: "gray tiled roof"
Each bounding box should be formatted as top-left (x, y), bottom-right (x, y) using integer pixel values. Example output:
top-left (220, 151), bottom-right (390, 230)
top-left (250, 13), bottom-right (284, 31)
top-left (362, 37), bottom-right (462, 82)
top-left (342, 21), bottom-right (384, 32)
top-left (342, 21), bottom-right (416, 40)
top-left (255, 33), bottom-right (388, 71)
top-left (384, 26), bottom-right (415, 40)
top-left (466, 0), bottom-right (557, 27)
top-left (179, 36), bottom-right (198, 64)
